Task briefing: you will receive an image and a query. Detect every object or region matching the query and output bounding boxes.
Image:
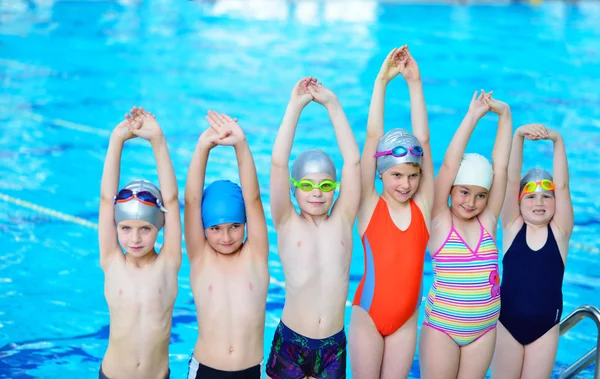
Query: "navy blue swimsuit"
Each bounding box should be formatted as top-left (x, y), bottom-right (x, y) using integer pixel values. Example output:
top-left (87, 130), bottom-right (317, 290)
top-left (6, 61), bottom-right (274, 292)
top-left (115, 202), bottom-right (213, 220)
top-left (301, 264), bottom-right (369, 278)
top-left (499, 223), bottom-right (565, 345)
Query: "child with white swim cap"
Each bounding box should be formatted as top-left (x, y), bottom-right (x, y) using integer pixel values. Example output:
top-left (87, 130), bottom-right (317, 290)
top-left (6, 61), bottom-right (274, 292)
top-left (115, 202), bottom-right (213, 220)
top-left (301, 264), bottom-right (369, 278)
top-left (183, 111), bottom-right (269, 379)
top-left (491, 125), bottom-right (573, 378)
top-left (266, 77), bottom-right (361, 379)
top-left (419, 91), bottom-right (513, 378)
top-left (348, 45), bottom-right (434, 378)
top-left (98, 107), bottom-right (181, 379)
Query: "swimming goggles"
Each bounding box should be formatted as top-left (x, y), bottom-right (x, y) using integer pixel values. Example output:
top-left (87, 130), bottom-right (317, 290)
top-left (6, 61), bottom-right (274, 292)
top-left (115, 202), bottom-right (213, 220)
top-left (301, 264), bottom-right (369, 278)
top-left (373, 145), bottom-right (424, 159)
top-left (290, 177), bottom-right (339, 192)
top-left (519, 179), bottom-right (555, 200)
top-left (114, 189), bottom-right (168, 211)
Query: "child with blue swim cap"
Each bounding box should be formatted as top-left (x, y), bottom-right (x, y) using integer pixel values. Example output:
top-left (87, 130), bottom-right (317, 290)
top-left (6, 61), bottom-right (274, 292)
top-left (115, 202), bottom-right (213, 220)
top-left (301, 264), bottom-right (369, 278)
top-left (266, 77), bottom-right (361, 379)
top-left (98, 107), bottom-right (181, 379)
top-left (184, 110), bottom-right (269, 379)
top-left (491, 124), bottom-right (573, 378)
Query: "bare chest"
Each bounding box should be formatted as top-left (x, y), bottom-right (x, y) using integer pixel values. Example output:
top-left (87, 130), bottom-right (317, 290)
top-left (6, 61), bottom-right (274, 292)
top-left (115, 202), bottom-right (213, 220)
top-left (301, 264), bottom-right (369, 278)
top-left (104, 264), bottom-right (177, 313)
top-left (279, 221), bottom-right (352, 285)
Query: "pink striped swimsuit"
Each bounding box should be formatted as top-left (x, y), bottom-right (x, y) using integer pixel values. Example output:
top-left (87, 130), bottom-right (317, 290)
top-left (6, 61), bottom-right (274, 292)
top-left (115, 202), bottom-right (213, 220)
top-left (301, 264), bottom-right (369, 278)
top-left (424, 218), bottom-right (501, 346)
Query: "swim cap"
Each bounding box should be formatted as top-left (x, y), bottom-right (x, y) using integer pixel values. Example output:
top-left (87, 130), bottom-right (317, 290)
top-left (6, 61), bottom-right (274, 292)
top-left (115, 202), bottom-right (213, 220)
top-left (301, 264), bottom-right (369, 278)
top-left (376, 128), bottom-right (422, 175)
top-left (202, 180), bottom-right (246, 228)
top-left (290, 149), bottom-right (337, 194)
top-left (114, 179), bottom-right (166, 230)
top-left (520, 168), bottom-right (554, 197)
top-left (453, 153), bottom-right (494, 191)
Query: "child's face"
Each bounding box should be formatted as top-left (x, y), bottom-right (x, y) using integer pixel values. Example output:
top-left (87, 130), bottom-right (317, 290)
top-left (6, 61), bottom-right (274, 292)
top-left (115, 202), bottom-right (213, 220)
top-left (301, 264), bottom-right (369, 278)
top-left (117, 220), bottom-right (159, 256)
top-left (520, 192), bottom-right (555, 225)
top-left (380, 163), bottom-right (421, 203)
top-left (450, 185), bottom-right (489, 220)
top-left (295, 173), bottom-right (336, 217)
top-left (205, 222), bottom-right (245, 254)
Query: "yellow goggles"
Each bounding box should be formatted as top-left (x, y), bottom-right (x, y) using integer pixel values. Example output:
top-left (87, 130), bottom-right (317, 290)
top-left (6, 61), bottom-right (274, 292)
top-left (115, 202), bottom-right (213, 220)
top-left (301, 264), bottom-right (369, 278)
top-left (519, 179), bottom-right (555, 200)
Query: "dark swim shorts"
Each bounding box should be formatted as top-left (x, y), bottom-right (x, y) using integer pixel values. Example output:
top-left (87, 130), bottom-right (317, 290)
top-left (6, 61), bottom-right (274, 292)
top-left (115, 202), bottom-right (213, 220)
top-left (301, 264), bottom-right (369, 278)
top-left (266, 321), bottom-right (346, 379)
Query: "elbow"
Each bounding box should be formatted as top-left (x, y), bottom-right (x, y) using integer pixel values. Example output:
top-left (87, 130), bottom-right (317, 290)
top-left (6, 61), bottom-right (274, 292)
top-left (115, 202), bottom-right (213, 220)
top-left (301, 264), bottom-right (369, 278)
top-left (100, 192), bottom-right (115, 204)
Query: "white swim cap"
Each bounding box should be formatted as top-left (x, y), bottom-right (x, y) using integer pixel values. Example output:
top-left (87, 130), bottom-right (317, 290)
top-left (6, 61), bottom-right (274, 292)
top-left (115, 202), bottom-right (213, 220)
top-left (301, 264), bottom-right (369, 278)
top-left (453, 153), bottom-right (494, 191)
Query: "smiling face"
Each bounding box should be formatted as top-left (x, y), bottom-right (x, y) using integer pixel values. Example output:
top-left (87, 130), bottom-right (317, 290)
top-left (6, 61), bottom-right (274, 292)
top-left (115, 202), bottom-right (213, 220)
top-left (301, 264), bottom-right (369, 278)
top-left (117, 219), bottom-right (159, 256)
top-left (520, 192), bottom-right (556, 225)
top-left (380, 163), bottom-right (421, 203)
top-left (294, 173), bottom-right (336, 217)
top-left (450, 185), bottom-right (489, 220)
top-left (205, 222), bottom-right (245, 255)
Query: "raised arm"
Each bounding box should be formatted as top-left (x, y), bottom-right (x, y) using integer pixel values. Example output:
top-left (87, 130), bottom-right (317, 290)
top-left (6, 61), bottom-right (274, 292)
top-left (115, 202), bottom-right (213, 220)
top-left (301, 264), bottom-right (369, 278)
top-left (205, 111), bottom-right (269, 262)
top-left (483, 98), bottom-right (513, 221)
top-left (399, 47), bottom-right (434, 214)
top-left (98, 116), bottom-right (135, 269)
top-left (548, 130), bottom-right (574, 238)
top-left (432, 91), bottom-right (491, 218)
top-left (308, 82), bottom-right (361, 222)
top-left (270, 77), bottom-right (314, 227)
top-left (361, 47), bottom-right (405, 202)
top-left (129, 107), bottom-right (182, 267)
top-left (183, 121), bottom-right (220, 263)
top-left (501, 123), bottom-right (549, 229)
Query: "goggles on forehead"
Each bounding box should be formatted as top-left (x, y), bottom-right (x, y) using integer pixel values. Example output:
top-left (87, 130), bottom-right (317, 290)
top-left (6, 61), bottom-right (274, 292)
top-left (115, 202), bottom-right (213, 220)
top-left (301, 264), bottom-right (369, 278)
top-left (373, 145), bottom-right (423, 159)
top-left (519, 180), bottom-right (555, 200)
top-left (114, 189), bottom-right (168, 211)
top-left (290, 177), bottom-right (339, 192)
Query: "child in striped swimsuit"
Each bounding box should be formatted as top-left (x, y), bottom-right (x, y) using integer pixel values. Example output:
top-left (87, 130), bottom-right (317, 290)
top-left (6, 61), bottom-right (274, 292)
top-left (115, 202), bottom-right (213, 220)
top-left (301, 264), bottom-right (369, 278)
top-left (419, 90), bottom-right (513, 378)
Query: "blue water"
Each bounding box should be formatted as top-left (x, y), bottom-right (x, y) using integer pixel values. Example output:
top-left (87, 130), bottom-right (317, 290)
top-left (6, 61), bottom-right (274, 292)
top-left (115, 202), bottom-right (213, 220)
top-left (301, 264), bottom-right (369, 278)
top-left (1, 1), bottom-right (599, 378)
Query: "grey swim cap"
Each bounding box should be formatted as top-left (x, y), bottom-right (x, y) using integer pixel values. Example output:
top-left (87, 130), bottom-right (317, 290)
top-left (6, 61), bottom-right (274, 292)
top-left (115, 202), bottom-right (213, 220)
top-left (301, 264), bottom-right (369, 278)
top-left (520, 168), bottom-right (554, 197)
top-left (290, 149), bottom-right (336, 194)
top-left (114, 179), bottom-right (167, 230)
top-left (453, 153), bottom-right (494, 191)
top-left (375, 129), bottom-right (423, 175)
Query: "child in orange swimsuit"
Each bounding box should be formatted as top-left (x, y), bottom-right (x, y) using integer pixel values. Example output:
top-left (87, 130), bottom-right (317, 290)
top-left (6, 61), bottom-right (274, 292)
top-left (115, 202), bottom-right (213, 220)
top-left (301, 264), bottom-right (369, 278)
top-left (419, 90), bottom-right (512, 379)
top-left (348, 45), bottom-right (434, 378)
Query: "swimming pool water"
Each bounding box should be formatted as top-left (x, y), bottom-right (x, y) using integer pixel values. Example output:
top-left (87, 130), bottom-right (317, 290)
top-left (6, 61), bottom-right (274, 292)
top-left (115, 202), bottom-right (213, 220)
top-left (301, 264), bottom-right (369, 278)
top-left (1, 1), bottom-right (599, 378)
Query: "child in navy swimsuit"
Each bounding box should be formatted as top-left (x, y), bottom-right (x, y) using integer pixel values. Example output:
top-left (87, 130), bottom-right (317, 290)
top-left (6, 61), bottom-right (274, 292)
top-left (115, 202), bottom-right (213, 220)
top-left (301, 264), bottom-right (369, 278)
top-left (491, 124), bottom-right (574, 379)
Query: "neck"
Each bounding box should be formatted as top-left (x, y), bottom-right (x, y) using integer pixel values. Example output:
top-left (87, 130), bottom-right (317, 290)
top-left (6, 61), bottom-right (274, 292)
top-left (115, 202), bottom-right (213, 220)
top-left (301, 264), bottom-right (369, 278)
top-left (381, 191), bottom-right (411, 210)
top-left (125, 249), bottom-right (158, 268)
top-left (300, 211), bottom-right (329, 226)
top-left (524, 220), bottom-right (549, 230)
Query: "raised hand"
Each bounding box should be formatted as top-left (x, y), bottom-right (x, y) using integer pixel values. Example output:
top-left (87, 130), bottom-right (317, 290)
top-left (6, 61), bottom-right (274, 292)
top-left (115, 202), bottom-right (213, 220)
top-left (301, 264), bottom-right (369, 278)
top-left (517, 123), bottom-right (549, 140)
top-left (397, 46), bottom-right (421, 83)
top-left (126, 106), bottom-right (164, 142)
top-left (488, 97), bottom-right (510, 116)
top-left (307, 81), bottom-right (338, 107)
top-left (112, 116), bottom-right (136, 142)
top-left (205, 110), bottom-right (246, 147)
top-left (290, 76), bottom-right (316, 108)
top-left (467, 90), bottom-right (492, 120)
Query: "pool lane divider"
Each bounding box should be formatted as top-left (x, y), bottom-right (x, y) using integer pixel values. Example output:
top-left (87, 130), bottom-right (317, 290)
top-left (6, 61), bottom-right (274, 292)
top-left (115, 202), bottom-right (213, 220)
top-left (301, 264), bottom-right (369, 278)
top-left (0, 192), bottom-right (98, 229)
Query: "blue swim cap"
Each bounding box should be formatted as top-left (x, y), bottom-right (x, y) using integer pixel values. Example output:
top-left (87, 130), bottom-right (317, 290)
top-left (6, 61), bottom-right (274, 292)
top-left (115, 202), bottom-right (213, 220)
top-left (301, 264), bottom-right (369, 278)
top-left (202, 180), bottom-right (246, 228)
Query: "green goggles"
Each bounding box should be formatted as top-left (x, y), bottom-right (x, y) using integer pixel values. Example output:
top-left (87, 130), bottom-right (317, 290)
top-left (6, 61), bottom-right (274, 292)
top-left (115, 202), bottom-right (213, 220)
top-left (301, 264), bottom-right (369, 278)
top-left (290, 177), bottom-right (339, 192)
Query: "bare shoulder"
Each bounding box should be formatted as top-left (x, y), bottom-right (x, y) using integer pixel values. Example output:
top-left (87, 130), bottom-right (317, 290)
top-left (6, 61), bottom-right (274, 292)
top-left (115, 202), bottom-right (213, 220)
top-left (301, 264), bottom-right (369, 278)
top-left (478, 208), bottom-right (500, 239)
top-left (101, 248), bottom-right (125, 272)
top-left (501, 216), bottom-right (523, 255)
top-left (428, 208), bottom-right (452, 254)
top-left (413, 196), bottom-right (431, 230)
top-left (357, 192), bottom-right (379, 236)
top-left (550, 219), bottom-right (570, 261)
